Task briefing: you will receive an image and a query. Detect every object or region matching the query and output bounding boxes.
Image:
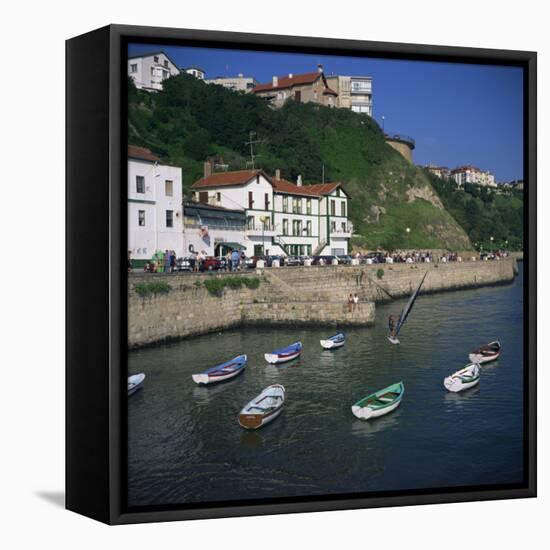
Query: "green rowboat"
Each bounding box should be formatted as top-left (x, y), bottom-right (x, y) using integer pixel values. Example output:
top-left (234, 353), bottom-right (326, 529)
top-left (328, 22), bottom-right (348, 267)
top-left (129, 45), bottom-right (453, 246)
top-left (352, 382), bottom-right (404, 420)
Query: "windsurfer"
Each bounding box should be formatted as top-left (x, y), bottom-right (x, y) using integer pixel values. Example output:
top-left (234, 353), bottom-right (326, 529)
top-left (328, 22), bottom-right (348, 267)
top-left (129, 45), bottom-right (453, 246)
top-left (388, 314), bottom-right (400, 338)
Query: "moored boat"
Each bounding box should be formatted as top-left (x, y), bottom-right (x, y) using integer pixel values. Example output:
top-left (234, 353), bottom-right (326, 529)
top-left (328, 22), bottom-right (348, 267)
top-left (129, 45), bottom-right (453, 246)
top-left (469, 340), bottom-right (501, 364)
top-left (128, 373), bottom-right (146, 396)
top-left (320, 332), bottom-right (346, 350)
top-left (192, 354), bottom-right (247, 385)
top-left (238, 384), bottom-right (286, 429)
top-left (352, 382), bottom-right (404, 420)
top-left (264, 342), bottom-right (302, 364)
top-left (444, 363), bottom-right (480, 392)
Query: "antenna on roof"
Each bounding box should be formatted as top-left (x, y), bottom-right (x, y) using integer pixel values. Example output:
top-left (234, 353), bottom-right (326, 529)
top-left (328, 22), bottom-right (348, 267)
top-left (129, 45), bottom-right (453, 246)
top-left (245, 131), bottom-right (262, 169)
top-left (322, 164), bottom-right (325, 184)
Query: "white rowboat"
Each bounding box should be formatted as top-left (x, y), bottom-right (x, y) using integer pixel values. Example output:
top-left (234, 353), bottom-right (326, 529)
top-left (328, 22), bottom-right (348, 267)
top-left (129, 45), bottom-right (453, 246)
top-left (238, 384), bottom-right (286, 429)
top-left (444, 363), bottom-right (480, 392)
top-left (128, 373), bottom-right (146, 396)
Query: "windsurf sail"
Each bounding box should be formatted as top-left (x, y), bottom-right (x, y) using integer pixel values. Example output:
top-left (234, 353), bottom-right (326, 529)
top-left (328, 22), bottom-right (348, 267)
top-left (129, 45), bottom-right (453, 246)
top-left (394, 271), bottom-right (428, 337)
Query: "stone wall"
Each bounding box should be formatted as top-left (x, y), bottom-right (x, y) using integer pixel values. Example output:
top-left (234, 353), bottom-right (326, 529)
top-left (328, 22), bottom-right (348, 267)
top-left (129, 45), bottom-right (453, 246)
top-left (128, 257), bottom-right (516, 348)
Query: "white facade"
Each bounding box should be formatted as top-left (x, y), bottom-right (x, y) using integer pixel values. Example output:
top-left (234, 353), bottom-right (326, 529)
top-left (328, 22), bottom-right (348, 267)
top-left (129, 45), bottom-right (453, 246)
top-left (128, 52), bottom-right (180, 92)
top-left (128, 152), bottom-right (183, 263)
top-left (326, 75), bottom-right (373, 116)
top-left (185, 67), bottom-right (205, 80)
top-left (450, 166), bottom-right (497, 188)
top-left (205, 74), bottom-right (257, 93)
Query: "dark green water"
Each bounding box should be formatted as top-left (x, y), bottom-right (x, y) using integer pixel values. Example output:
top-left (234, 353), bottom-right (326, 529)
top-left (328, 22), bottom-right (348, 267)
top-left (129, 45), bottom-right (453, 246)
top-left (128, 265), bottom-right (524, 506)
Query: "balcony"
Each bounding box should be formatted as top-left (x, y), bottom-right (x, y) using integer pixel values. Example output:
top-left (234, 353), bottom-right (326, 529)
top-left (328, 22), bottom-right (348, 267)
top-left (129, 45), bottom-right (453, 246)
top-left (330, 222), bottom-right (354, 237)
top-left (245, 222), bottom-right (276, 237)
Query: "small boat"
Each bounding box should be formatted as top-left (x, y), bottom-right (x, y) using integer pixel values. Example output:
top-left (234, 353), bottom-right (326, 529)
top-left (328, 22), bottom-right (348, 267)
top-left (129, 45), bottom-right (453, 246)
top-left (320, 332), bottom-right (346, 350)
top-left (469, 340), bottom-right (501, 364)
top-left (192, 354), bottom-right (247, 385)
top-left (238, 384), bottom-right (286, 429)
top-left (352, 382), bottom-right (404, 420)
top-left (444, 363), bottom-right (480, 392)
top-left (128, 373), bottom-right (146, 396)
top-left (264, 342), bottom-right (302, 364)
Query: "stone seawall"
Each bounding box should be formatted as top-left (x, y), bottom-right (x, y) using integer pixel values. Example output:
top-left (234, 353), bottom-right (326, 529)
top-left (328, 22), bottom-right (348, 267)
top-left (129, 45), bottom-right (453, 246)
top-left (128, 258), bottom-right (516, 348)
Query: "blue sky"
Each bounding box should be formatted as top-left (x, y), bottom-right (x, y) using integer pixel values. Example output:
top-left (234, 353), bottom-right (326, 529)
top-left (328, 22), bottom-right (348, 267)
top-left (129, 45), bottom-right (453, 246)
top-left (129, 43), bottom-right (524, 182)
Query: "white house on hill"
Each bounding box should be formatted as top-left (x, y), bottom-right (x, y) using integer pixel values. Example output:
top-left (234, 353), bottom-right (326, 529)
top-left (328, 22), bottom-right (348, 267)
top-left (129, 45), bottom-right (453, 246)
top-left (128, 51), bottom-right (180, 92)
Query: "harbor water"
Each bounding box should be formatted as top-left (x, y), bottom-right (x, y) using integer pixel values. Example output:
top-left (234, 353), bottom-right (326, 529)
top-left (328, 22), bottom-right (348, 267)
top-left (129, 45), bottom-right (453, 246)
top-left (128, 264), bottom-right (524, 507)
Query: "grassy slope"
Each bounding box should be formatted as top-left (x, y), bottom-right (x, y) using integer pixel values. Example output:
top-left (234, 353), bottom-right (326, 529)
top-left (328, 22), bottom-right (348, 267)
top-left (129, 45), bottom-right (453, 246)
top-left (128, 75), bottom-right (473, 251)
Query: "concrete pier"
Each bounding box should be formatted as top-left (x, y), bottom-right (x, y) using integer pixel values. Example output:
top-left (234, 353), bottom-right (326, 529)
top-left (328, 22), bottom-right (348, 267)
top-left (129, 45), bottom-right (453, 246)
top-left (128, 257), bottom-right (517, 348)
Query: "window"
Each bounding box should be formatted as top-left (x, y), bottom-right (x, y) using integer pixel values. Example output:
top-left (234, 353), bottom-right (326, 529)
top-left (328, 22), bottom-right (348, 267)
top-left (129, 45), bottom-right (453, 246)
top-left (154, 56), bottom-right (159, 63)
top-left (330, 200), bottom-right (336, 216)
top-left (248, 191), bottom-right (254, 209)
top-left (247, 216), bottom-right (255, 230)
top-left (164, 60), bottom-right (168, 68)
top-left (341, 222), bottom-right (347, 232)
top-left (130, 63), bottom-right (137, 73)
top-left (136, 175), bottom-right (145, 194)
top-left (265, 193), bottom-right (270, 210)
top-left (151, 67), bottom-right (155, 76)
top-left (198, 191), bottom-right (208, 204)
top-left (306, 220), bottom-right (312, 236)
top-left (306, 198), bottom-right (312, 215)
top-left (283, 219), bottom-right (289, 235)
top-left (331, 221), bottom-right (336, 232)
top-left (295, 90), bottom-right (301, 102)
top-left (166, 210), bottom-right (174, 228)
top-left (216, 192), bottom-right (221, 203)
top-left (138, 210), bottom-right (145, 227)
top-left (283, 196), bottom-right (288, 213)
top-left (163, 70), bottom-right (169, 79)
top-left (165, 180), bottom-right (173, 196)
top-left (341, 201), bottom-right (346, 217)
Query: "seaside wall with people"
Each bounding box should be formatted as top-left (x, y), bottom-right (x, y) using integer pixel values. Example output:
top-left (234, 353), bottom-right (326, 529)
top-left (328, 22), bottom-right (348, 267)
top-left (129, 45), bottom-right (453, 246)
top-left (128, 257), bottom-right (517, 348)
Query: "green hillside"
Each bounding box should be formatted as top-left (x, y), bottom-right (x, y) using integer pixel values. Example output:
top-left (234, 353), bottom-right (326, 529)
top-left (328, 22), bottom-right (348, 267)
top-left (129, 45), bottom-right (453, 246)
top-left (128, 74), bottom-right (518, 251)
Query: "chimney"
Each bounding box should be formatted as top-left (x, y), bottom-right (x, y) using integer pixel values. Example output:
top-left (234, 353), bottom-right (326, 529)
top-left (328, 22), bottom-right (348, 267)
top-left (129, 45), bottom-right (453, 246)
top-left (317, 64), bottom-right (323, 74)
top-left (288, 73), bottom-right (293, 79)
top-left (275, 169), bottom-right (281, 180)
top-left (272, 75), bottom-right (278, 87)
top-left (203, 161), bottom-right (212, 179)
top-left (297, 175), bottom-right (303, 187)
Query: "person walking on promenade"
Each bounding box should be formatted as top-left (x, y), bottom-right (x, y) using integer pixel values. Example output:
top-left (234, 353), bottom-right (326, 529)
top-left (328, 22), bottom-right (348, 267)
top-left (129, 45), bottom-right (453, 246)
top-left (169, 250), bottom-right (176, 273)
top-left (231, 249), bottom-right (240, 272)
top-left (347, 293), bottom-right (354, 313)
top-left (353, 293), bottom-right (360, 311)
top-left (164, 250), bottom-right (170, 273)
top-left (127, 250), bottom-right (132, 273)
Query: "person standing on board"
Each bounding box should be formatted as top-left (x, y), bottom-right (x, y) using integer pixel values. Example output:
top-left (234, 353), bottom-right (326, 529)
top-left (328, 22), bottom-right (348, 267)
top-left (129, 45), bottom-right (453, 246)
top-left (388, 314), bottom-right (400, 338)
top-left (230, 249), bottom-right (240, 272)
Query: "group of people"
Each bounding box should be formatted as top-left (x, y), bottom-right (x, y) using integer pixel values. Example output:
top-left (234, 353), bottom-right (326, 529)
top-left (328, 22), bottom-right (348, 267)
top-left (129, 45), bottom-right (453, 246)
top-left (346, 293), bottom-right (361, 312)
top-left (142, 250), bottom-right (177, 273)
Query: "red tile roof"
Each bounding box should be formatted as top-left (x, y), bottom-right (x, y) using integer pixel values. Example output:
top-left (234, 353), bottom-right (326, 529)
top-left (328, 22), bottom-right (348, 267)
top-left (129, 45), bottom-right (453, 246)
top-left (450, 165), bottom-right (482, 173)
top-left (128, 145), bottom-right (160, 163)
top-left (272, 178), bottom-right (343, 197)
top-left (253, 71), bottom-right (322, 93)
top-left (192, 170), bottom-right (266, 189)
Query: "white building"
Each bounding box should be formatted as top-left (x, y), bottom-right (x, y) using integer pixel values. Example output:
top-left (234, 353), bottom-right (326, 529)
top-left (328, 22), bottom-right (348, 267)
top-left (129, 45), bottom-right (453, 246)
top-left (128, 146), bottom-right (184, 265)
top-left (326, 75), bottom-right (373, 116)
top-left (425, 164), bottom-right (451, 179)
top-left (182, 201), bottom-right (246, 257)
top-left (184, 67), bottom-right (205, 80)
top-left (128, 51), bottom-right (180, 92)
top-left (191, 166), bottom-right (352, 257)
top-left (205, 73), bottom-right (257, 93)
top-left (450, 165), bottom-right (497, 188)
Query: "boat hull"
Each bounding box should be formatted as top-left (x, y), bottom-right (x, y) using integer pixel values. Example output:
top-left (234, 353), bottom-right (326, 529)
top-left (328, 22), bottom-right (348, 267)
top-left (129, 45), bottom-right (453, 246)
top-left (192, 367), bottom-right (244, 385)
top-left (264, 350), bottom-right (302, 364)
top-left (128, 373), bottom-right (146, 396)
top-left (444, 364), bottom-right (481, 392)
top-left (352, 398), bottom-right (402, 420)
top-left (238, 384), bottom-right (286, 429)
top-left (387, 336), bottom-right (400, 345)
top-left (320, 339), bottom-right (345, 350)
top-left (468, 352), bottom-right (499, 364)
top-left (238, 406), bottom-right (284, 429)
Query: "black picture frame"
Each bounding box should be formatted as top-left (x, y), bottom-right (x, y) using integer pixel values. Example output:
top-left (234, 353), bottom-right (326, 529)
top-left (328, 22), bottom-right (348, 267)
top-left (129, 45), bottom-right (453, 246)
top-left (66, 24), bottom-right (537, 525)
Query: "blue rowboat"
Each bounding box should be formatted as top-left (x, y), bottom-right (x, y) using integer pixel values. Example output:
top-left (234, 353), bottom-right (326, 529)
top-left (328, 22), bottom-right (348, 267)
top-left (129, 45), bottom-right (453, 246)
top-left (264, 342), bottom-right (303, 364)
top-left (320, 332), bottom-right (346, 350)
top-left (192, 354), bottom-right (247, 385)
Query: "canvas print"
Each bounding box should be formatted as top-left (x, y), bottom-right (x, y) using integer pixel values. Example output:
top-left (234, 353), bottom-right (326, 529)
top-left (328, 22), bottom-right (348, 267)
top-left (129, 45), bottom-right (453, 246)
top-left (126, 43), bottom-right (525, 508)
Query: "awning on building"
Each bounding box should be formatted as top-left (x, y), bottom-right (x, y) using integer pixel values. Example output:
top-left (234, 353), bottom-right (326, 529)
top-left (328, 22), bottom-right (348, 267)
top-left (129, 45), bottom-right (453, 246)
top-left (219, 242), bottom-right (246, 250)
